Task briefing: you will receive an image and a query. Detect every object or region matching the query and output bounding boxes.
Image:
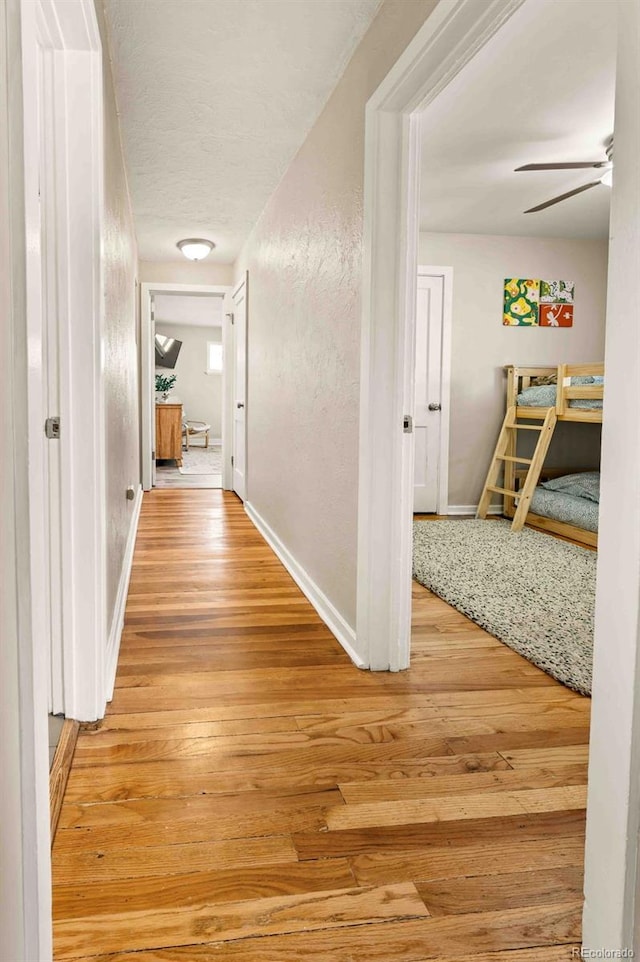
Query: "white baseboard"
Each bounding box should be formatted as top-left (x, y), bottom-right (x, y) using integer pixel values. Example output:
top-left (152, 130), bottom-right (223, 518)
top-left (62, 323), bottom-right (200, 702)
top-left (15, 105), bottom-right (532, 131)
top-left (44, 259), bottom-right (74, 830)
top-left (244, 501), bottom-right (365, 669)
top-left (105, 484), bottom-right (143, 701)
top-left (447, 504), bottom-right (503, 516)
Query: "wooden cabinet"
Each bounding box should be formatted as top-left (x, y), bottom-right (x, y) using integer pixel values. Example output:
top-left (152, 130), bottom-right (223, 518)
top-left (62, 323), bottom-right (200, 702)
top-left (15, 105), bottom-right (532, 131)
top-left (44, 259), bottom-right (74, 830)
top-left (155, 403), bottom-right (183, 465)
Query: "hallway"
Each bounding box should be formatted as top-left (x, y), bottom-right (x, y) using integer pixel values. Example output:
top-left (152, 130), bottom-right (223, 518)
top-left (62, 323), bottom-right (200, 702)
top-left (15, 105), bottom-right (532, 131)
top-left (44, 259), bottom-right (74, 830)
top-left (52, 490), bottom-right (588, 960)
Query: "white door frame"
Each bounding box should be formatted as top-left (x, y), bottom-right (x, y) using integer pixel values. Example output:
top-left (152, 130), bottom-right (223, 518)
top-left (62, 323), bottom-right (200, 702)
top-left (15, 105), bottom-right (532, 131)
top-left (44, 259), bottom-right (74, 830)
top-left (416, 264), bottom-right (453, 515)
top-left (231, 273), bottom-right (248, 502)
top-left (357, 0), bottom-right (640, 951)
top-left (22, 0), bottom-right (106, 723)
top-left (2, 1), bottom-right (51, 956)
top-left (140, 282), bottom-right (233, 491)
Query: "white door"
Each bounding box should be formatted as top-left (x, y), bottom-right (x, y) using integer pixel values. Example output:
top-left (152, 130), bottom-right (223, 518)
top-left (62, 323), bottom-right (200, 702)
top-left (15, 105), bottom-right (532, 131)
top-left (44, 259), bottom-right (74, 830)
top-left (413, 269), bottom-right (451, 513)
top-left (232, 275), bottom-right (248, 500)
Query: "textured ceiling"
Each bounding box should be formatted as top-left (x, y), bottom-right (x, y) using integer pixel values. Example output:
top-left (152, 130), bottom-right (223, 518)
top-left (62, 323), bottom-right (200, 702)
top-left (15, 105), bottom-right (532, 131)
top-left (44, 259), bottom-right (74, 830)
top-left (420, 0), bottom-right (617, 239)
top-left (103, 0), bottom-right (382, 262)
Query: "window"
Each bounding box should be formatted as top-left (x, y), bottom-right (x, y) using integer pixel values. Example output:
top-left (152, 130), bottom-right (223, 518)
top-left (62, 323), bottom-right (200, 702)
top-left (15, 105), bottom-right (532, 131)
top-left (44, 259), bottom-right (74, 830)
top-left (206, 341), bottom-right (223, 374)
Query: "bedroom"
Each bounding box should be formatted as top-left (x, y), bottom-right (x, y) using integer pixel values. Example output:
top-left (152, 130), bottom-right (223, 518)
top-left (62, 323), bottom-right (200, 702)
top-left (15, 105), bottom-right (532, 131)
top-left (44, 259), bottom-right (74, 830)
top-left (411, 0), bottom-right (614, 693)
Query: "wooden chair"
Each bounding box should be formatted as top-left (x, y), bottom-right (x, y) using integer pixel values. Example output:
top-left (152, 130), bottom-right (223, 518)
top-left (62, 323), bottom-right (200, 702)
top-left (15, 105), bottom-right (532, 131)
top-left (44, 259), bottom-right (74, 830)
top-left (182, 419), bottom-right (210, 450)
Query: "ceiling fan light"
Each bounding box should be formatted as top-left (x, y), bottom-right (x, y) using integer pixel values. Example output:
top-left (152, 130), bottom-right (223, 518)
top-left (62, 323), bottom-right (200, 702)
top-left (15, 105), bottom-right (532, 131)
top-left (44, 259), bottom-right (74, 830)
top-left (600, 168), bottom-right (613, 187)
top-left (176, 238), bottom-right (215, 261)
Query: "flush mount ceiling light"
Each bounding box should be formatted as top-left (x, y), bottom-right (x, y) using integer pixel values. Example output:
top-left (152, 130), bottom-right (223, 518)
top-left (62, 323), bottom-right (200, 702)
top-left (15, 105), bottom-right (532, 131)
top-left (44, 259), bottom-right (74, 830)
top-left (176, 238), bottom-right (215, 261)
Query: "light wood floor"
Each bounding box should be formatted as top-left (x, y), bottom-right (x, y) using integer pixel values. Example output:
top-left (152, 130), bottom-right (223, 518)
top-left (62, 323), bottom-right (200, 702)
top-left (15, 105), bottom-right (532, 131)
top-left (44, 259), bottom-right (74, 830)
top-left (52, 490), bottom-right (588, 961)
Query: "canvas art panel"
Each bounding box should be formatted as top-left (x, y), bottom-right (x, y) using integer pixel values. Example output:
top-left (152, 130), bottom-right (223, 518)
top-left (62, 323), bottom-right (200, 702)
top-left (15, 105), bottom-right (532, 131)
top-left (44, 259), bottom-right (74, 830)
top-left (504, 278), bottom-right (574, 327)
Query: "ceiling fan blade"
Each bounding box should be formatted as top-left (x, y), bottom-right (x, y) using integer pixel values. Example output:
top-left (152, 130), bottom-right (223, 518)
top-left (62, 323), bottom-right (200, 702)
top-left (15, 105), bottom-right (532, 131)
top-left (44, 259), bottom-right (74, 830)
top-left (516, 162), bottom-right (607, 171)
top-left (524, 180), bottom-right (602, 213)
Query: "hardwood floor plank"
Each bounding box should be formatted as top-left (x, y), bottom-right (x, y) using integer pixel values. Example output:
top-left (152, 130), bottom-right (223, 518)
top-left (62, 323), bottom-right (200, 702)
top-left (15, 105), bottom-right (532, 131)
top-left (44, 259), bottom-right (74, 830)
top-left (54, 883), bottom-right (429, 959)
top-left (62, 752), bottom-right (512, 805)
top-left (52, 835), bottom-right (298, 885)
top-left (70, 731), bottom-right (455, 768)
top-left (65, 735), bottom-right (457, 773)
top-left (339, 765), bottom-right (588, 804)
top-left (64, 903), bottom-right (582, 961)
top-left (57, 787), bottom-right (342, 831)
top-left (293, 809), bottom-right (587, 860)
top-left (325, 786), bottom-right (587, 831)
top-left (415, 866), bottom-right (584, 916)
top-left (52, 491), bottom-right (590, 959)
top-left (53, 858), bottom-right (356, 917)
top-left (502, 745), bottom-right (591, 769)
top-left (350, 835), bottom-right (585, 886)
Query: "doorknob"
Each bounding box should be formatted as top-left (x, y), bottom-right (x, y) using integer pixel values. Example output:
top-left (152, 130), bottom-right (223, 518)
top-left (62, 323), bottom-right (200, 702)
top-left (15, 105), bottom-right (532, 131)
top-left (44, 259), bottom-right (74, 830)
top-left (236, 402), bottom-right (245, 409)
top-left (428, 403), bottom-right (441, 411)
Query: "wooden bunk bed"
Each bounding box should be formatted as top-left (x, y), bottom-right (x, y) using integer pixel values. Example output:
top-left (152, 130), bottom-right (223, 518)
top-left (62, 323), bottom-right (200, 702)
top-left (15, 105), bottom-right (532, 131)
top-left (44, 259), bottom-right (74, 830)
top-left (477, 363), bottom-right (603, 547)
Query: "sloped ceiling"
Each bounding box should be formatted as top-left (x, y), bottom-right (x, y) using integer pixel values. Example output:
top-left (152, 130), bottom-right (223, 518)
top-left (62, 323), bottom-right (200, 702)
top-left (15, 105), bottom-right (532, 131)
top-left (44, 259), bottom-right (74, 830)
top-left (420, 0), bottom-right (617, 239)
top-left (103, 0), bottom-right (382, 262)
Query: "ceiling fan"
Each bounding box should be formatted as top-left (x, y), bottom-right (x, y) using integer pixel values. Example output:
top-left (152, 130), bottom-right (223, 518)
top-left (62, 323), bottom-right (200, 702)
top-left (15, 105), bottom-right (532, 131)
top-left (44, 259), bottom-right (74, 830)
top-left (516, 136), bottom-right (613, 213)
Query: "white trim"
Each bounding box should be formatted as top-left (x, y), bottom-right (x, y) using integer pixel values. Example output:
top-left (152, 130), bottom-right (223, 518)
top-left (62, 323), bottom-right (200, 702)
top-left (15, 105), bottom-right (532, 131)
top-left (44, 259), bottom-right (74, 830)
top-left (245, 501), bottom-right (364, 669)
top-left (356, 0), bottom-right (525, 672)
top-left (418, 264), bottom-right (453, 515)
top-left (105, 484), bottom-right (143, 701)
top-left (22, 0), bottom-right (105, 722)
top-left (446, 504), bottom-right (502, 516)
top-left (231, 274), bottom-right (248, 501)
top-left (1, 0), bottom-right (52, 955)
top-left (140, 282), bottom-right (232, 491)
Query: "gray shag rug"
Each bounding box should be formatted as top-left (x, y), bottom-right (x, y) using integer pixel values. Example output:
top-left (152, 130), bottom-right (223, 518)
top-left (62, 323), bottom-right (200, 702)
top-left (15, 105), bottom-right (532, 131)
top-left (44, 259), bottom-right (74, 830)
top-left (413, 519), bottom-right (595, 695)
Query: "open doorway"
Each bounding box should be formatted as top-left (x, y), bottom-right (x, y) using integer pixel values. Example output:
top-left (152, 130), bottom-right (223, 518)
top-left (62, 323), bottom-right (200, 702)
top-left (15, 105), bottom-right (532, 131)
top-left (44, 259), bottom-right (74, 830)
top-left (140, 282), bottom-right (234, 492)
top-left (357, 0), bottom-right (640, 951)
top-left (153, 292), bottom-right (225, 489)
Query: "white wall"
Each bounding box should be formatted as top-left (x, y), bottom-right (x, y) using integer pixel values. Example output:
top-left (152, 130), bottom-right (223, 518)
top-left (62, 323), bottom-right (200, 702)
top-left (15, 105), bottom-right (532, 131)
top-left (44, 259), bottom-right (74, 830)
top-left (419, 232), bottom-right (609, 507)
top-left (583, 0), bottom-right (640, 949)
top-left (140, 259), bottom-right (234, 286)
top-left (155, 322), bottom-right (223, 437)
top-left (96, 0), bottom-right (141, 626)
top-left (234, 0), bottom-right (438, 630)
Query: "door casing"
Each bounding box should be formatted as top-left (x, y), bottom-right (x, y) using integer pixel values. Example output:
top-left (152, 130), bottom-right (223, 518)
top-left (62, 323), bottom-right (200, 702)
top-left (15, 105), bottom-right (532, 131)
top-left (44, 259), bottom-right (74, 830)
top-left (231, 273), bottom-right (248, 502)
top-left (356, 0), bottom-right (640, 951)
top-left (22, 0), bottom-right (106, 722)
top-left (140, 282), bottom-right (233, 492)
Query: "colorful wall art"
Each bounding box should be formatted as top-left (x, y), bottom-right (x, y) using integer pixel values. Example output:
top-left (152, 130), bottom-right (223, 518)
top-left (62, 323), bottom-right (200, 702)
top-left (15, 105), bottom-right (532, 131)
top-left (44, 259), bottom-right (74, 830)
top-left (503, 278), bottom-right (574, 327)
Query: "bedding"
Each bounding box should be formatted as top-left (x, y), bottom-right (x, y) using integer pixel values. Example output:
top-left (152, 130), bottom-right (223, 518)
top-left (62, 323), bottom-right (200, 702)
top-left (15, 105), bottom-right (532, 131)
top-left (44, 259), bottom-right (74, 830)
top-left (517, 376), bottom-right (603, 410)
top-left (541, 471), bottom-right (600, 503)
top-left (529, 486), bottom-right (600, 532)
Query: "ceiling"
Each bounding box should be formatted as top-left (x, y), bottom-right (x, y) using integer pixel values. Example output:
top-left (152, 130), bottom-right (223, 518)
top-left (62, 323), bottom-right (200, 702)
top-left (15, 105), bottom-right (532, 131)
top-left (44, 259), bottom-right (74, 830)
top-left (419, 0), bottom-right (617, 240)
top-left (154, 293), bottom-right (224, 327)
top-left (103, 0), bottom-right (382, 263)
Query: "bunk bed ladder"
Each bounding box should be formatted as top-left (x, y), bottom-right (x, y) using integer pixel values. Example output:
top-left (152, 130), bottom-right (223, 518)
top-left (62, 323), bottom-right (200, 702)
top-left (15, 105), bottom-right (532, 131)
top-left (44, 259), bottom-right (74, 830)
top-left (476, 405), bottom-right (558, 531)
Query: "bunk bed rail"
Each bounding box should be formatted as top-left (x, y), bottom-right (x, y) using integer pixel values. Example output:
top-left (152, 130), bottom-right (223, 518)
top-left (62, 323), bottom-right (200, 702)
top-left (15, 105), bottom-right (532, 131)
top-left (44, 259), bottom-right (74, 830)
top-left (556, 363), bottom-right (604, 420)
top-left (505, 363), bottom-right (604, 423)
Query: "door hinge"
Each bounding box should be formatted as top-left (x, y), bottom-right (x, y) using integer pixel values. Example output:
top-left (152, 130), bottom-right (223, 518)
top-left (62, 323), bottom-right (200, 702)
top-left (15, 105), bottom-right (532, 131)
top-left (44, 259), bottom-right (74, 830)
top-left (403, 415), bottom-right (413, 434)
top-left (45, 416), bottom-right (60, 439)
top-left (231, 455), bottom-right (234, 467)
top-left (226, 312), bottom-right (234, 326)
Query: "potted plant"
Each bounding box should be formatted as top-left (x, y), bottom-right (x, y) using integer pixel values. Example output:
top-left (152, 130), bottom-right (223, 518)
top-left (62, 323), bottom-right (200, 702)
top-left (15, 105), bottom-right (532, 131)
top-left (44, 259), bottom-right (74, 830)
top-left (155, 373), bottom-right (177, 402)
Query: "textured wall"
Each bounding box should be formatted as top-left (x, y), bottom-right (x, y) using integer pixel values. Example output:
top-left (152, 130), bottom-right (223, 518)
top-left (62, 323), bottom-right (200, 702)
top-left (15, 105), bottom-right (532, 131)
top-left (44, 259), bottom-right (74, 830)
top-left (155, 322), bottom-right (223, 436)
top-left (96, 1), bottom-right (141, 623)
top-left (235, 0), bottom-right (437, 629)
top-left (419, 232), bottom-right (608, 506)
top-left (139, 260), bottom-right (234, 287)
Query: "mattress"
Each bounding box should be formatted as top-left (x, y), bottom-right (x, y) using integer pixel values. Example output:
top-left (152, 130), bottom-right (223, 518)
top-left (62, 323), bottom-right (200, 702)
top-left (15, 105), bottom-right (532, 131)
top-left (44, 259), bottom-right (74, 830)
top-left (516, 384), bottom-right (603, 410)
top-left (529, 486), bottom-right (599, 532)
